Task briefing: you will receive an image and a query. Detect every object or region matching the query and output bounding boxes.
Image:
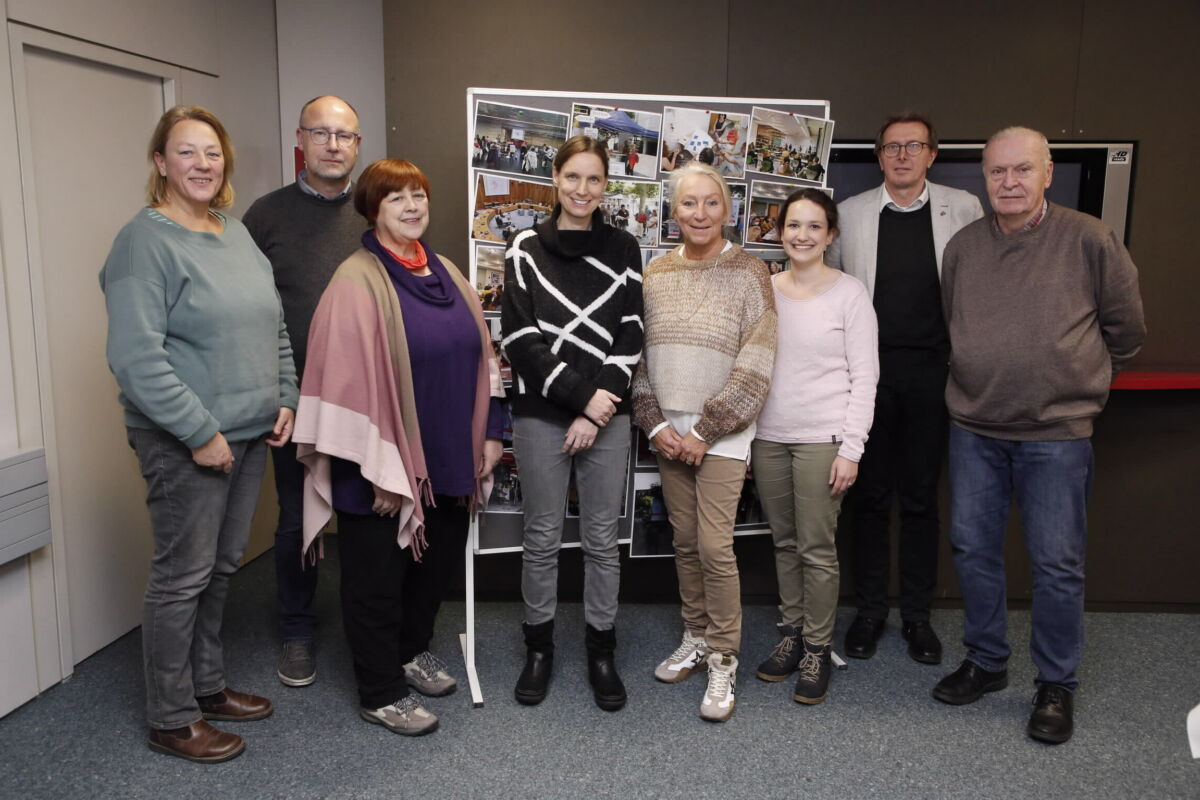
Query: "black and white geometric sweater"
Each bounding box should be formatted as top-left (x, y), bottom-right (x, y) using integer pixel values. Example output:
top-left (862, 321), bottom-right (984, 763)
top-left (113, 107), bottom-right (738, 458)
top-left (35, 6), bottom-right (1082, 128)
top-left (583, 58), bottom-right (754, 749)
top-left (500, 210), bottom-right (644, 424)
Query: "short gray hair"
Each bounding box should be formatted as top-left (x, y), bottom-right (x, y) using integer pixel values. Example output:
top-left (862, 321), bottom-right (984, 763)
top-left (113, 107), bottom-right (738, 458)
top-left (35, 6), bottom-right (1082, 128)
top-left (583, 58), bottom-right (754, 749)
top-left (985, 126), bottom-right (1051, 168)
top-left (668, 162), bottom-right (731, 219)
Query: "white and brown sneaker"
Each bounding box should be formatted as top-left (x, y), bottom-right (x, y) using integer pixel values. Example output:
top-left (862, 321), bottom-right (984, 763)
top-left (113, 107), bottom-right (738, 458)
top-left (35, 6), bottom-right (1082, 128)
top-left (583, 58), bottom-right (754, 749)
top-left (403, 651), bottom-right (457, 697)
top-left (654, 630), bottom-right (710, 683)
top-left (360, 696), bottom-right (439, 736)
top-left (700, 652), bottom-right (738, 722)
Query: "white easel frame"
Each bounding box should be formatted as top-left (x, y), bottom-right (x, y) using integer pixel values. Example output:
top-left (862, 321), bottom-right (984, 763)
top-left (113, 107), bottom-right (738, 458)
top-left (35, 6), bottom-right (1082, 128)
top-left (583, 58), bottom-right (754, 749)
top-left (460, 88), bottom-right (831, 707)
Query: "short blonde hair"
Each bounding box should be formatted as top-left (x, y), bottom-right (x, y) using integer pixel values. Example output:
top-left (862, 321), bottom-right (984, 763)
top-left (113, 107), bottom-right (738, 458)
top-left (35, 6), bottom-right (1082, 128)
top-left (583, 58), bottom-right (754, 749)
top-left (145, 105), bottom-right (235, 209)
top-left (668, 162), bottom-right (731, 219)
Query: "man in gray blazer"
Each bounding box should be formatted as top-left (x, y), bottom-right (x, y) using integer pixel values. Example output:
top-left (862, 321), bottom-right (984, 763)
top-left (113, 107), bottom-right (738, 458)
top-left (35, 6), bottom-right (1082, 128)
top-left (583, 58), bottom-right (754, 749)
top-left (827, 112), bottom-right (982, 665)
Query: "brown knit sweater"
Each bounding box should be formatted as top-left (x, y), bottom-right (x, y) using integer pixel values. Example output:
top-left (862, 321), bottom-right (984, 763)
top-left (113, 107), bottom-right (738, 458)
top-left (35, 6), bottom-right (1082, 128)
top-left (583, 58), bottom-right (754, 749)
top-left (942, 203), bottom-right (1144, 440)
top-left (632, 243), bottom-right (777, 442)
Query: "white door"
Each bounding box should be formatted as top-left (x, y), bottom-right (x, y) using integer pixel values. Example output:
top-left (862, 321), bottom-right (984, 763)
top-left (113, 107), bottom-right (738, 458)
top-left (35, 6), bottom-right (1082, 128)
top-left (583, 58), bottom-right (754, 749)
top-left (10, 25), bottom-right (180, 664)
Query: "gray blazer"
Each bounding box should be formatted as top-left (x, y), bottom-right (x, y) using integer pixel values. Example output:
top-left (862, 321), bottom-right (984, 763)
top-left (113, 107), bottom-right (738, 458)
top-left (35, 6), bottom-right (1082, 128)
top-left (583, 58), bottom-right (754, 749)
top-left (826, 181), bottom-right (983, 297)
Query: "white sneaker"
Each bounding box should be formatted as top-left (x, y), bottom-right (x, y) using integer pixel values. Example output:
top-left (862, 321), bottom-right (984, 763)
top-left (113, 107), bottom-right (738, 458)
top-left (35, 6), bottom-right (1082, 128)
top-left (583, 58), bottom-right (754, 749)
top-left (700, 652), bottom-right (737, 722)
top-left (654, 630), bottom-right (710, 683)
top-left (360, 695), bottom-right (439, 736)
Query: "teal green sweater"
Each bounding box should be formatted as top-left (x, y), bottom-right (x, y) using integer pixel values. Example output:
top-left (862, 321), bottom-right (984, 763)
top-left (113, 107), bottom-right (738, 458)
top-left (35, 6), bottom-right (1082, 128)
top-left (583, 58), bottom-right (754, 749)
top-left (100, 207), bottom-right (298, 449)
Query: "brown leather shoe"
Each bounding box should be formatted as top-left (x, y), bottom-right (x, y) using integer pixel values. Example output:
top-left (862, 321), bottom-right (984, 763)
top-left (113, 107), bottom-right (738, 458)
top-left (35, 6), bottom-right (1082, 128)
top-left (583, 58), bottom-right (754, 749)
top-left (196, 688), bottom-right (273, 721)
top-left (147, 720), bottom-right (245, 763)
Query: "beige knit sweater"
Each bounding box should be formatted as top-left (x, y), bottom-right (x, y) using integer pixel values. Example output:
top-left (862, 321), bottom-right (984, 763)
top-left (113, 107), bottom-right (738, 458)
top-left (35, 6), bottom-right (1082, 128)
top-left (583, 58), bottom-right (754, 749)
top-left (632, 243), bottom-right (776, 442)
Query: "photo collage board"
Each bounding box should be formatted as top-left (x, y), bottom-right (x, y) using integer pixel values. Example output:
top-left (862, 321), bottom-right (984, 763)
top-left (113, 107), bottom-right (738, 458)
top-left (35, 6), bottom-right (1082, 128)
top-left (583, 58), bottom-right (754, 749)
top-left (467, 90), bottom-right (833, 556)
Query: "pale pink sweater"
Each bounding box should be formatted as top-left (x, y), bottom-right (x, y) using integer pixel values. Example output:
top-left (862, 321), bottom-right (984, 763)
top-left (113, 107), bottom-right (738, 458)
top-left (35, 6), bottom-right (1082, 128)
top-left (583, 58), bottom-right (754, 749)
top-left (755, 272), bottom-right (879, 461)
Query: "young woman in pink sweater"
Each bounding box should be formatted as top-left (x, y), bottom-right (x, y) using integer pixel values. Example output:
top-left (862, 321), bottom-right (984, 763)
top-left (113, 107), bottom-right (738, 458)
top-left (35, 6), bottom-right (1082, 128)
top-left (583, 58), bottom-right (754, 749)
top-left (751, 189), bottom-right (879, 705)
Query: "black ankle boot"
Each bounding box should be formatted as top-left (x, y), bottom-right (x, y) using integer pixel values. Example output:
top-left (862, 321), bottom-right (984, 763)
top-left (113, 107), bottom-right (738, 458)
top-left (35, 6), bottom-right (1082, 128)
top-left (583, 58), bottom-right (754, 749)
top-left (585, 624), bottom-right (627, 711)
top-left (515, 620), bottom-right (554, 705)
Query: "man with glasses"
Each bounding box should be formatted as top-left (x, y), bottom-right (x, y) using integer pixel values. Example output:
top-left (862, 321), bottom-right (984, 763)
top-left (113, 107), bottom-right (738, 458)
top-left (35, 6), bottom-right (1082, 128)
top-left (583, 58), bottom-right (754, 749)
top-left (933, 126), bottom-right (1143, 743)
top-left (827, 113), bottom-right (982, 668)
top-left (243, 95), bottom-right (365, 689)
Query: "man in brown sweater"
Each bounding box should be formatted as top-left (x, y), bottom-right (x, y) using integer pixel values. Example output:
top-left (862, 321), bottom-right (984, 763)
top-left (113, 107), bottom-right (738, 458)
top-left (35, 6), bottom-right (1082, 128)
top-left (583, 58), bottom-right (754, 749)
top-left (931, 127), bottom-right (1144, 745)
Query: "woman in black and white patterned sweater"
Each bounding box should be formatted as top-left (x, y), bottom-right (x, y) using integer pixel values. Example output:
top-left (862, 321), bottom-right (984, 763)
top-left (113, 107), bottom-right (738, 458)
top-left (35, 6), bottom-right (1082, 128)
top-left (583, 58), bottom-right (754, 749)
top-left (501, 135), bottom-right (643, 712)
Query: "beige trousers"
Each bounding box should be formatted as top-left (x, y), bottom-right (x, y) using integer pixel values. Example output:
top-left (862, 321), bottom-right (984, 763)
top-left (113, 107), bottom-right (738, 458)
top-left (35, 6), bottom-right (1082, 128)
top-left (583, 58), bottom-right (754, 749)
top-left (656, 454), bottom-right (747, 654)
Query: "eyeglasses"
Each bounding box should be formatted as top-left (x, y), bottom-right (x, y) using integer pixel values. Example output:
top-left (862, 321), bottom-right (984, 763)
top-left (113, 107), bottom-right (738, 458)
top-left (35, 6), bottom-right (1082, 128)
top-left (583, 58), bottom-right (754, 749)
top-left (881, 141), bottom-right (928, 157)
top-left (301, 127), bottom-right (360, 146)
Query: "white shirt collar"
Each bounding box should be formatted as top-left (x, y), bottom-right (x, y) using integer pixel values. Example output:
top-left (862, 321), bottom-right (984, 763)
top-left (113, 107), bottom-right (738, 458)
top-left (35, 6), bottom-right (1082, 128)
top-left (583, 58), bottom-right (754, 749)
top-left (879, 182), bottom-right (930, 214)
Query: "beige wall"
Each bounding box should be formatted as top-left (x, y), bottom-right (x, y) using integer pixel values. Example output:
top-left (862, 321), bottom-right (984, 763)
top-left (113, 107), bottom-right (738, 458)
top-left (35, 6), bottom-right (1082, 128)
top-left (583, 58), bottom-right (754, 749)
top-left (276, 0), bottom-right (387, 186)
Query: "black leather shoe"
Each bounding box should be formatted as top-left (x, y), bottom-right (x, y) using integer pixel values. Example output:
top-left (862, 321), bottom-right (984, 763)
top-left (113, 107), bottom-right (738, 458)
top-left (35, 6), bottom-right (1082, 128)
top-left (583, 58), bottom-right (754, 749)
top-left (514, 620), bottom-right (554, 706)
top-left (585, 624), bottom-right (627, 712)
top-left (1027, 684), bottom-right (1074, 744)
top-left (931, 660), bottom-right (1008, 705)
top-left (901, 621), bottom-right (943, 665)
top-left (843, 616), bottom-right (885, 659)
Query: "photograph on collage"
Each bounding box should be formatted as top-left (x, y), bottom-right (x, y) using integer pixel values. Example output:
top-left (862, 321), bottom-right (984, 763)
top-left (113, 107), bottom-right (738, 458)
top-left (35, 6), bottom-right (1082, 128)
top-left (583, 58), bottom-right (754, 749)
top-left (484, 315), bottom-right (514, 387)
top-left (473, 100), bottom-right (568, 179)
top-left (629, 471), bottom-right (674, 557)
top-left (472, 173), bottom-right (555, 243)
top-left (487, 450), bottom-right (522, 514)
top-left (745, 248), bottom-right (791, 275)
top-left (566, 464), bottom-right (629, 519)
top-left (604, 180), bottom-right (660, 247)
top-left (474, 242), bottom-right (505, 312)
top-left (733, 471), bottom-right (766, 530)
top-left (660, 106), bottom-right (749, 178)
top-left (570, 103), bottom-right (661, 180)
top-left (745, 179), bottom-right (795, 246)
top-left (746, 107), bottom-right (835, 185)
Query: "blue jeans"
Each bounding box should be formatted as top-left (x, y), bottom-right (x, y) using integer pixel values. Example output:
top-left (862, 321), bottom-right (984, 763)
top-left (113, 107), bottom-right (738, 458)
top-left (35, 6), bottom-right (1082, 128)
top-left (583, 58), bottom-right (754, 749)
top-left (129, 427), bottom-right (267, 728)
top-left (948, 425), bottom-right (1093, 690)
top-left (272, 441), bottom-right (318, 641)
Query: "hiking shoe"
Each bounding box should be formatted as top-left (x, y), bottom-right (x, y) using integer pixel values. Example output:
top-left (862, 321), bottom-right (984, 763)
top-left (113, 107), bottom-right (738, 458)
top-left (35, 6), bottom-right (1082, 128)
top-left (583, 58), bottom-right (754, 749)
top-left (756, 623), bottom-right (801, 681)
top-left (654, 630), bottom-right (709, 683)
top-left (793, 639), bottom-right (832, 704)
top-left (360, 696), bottom-right (439, 736)
top-left (277, 639), bottom-right (316, 687)
top-left (403, 651), bottom-right (457, 697)
top-left (700, 652), bottom-right (738, 722)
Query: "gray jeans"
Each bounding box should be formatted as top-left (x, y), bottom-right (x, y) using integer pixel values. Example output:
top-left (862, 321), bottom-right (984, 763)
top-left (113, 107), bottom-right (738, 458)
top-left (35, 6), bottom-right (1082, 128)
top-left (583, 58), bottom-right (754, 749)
top-left (513, 415), bottom-right (630, 629)
top-left (128, 427), bottom-right (267, 729)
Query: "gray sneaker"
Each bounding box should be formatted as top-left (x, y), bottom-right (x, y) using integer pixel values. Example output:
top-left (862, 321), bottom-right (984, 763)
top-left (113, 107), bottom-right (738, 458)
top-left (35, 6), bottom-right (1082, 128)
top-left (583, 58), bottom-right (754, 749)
top-left (403, 651), bottom-right (457, 697)
top-left (277, 640), bottom-right (316, 687)
top-left (360, 696), bottom-right (439, 736)
top-left (654, 630), bottom-right (710, 683)
top-left (700, 652), bottom-right (738, 722)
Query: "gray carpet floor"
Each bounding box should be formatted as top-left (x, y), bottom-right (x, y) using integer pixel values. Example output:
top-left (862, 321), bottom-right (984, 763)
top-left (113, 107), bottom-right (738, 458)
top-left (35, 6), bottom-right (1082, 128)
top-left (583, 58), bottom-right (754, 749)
top-left (1, 542), bottom-right (1197, 799)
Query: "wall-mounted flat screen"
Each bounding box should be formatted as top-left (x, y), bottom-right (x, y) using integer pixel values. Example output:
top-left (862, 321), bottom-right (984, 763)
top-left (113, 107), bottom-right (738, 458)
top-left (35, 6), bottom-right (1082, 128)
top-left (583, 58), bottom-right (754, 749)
top-left (828, 142), bottom-right (1135, 244)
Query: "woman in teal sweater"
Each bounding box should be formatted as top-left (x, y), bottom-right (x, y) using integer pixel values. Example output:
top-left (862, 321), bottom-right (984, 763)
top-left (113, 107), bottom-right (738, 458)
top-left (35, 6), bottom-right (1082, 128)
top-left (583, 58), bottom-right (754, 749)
top-left (100, 106), bottom-right (297, 765)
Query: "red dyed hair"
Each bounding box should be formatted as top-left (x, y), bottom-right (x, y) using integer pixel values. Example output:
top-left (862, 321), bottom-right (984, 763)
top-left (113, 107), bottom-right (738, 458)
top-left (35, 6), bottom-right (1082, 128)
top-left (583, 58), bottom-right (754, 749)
top-left (353, 159), bottom-right (431, 222)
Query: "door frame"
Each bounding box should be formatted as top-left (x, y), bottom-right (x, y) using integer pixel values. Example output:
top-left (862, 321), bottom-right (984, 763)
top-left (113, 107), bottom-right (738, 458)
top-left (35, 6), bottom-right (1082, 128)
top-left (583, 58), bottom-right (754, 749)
top-left (1, 22), bottom-right (181, 686)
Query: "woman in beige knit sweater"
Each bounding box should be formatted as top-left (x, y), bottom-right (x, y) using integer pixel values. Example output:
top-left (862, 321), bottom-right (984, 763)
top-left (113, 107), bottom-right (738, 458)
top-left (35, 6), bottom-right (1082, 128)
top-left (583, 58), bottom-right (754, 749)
top-left (632, 162), bottom-right (776, 722)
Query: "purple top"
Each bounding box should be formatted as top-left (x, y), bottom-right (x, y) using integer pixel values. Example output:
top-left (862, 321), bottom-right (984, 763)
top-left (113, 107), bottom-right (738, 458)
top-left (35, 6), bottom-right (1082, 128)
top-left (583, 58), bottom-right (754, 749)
top-left (331, 233), bottom-right (503, 514)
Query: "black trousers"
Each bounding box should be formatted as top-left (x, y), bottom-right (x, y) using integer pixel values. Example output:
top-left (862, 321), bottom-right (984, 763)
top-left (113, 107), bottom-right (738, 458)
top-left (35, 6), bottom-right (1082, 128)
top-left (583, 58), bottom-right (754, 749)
top-left (850, 353), bottom-right (948, 623)
top-left (337, 496), bottom-right (468, 709)
top-left (272, 441), bottom-right (319, 641)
